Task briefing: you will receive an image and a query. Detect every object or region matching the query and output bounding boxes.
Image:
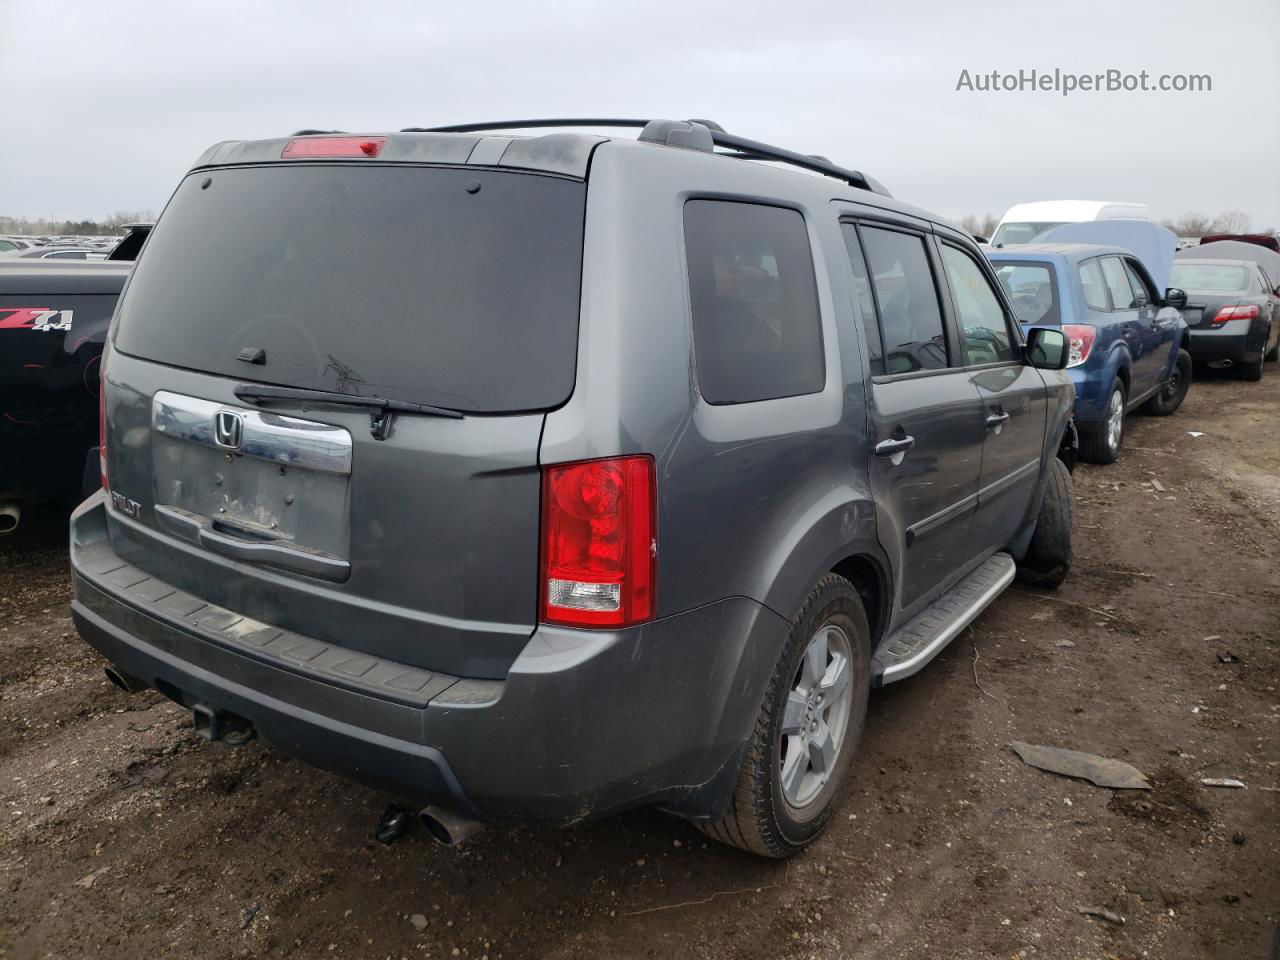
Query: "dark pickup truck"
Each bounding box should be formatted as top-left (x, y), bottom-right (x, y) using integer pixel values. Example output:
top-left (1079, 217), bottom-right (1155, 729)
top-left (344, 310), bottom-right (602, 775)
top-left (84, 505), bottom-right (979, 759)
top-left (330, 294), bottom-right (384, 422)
top-left (0, 261), bottom-right (131, 532)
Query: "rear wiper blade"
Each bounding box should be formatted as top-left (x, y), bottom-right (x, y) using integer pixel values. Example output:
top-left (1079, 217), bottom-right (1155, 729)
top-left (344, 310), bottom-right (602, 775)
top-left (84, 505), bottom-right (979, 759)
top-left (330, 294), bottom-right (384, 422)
top-left (233, 384), bottom-right (463, 441)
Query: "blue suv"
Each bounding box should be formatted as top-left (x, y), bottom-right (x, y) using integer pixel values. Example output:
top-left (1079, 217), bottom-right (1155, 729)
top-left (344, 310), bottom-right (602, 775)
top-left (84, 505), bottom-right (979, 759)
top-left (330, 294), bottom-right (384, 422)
top-left (987, 221), bottom-right (1191, 463)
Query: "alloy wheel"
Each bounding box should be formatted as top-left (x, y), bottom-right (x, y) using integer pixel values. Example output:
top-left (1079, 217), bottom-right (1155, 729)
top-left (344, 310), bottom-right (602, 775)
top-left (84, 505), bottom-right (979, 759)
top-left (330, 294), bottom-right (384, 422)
top-left (779, 623), bottom-right (854, 810)
top-left (1106, 388), bottom-right (1124, 453)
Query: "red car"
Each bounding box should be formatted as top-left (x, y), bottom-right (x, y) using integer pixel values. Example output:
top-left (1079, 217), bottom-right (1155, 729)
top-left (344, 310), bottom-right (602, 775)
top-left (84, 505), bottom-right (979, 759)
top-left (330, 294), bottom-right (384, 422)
top-left (1200, 233), bottom-right (1280, 254)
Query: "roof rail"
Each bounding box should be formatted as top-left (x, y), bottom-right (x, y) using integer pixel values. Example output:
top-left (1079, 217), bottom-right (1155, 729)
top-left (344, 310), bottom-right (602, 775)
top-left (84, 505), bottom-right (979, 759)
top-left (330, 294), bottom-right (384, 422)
top-left (405, 118), bottom-right (649, 134)
top-left (400, 118), bottom-right (890, 197)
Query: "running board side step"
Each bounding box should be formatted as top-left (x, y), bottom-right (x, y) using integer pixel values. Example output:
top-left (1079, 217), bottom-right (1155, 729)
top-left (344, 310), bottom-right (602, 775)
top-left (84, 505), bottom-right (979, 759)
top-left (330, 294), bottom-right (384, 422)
top-left (872, 552), bottom-right (1016, 686)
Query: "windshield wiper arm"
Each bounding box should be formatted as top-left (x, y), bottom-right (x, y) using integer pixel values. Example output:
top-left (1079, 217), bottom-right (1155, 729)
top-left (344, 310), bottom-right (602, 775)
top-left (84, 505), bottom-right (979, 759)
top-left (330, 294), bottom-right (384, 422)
top-left (233, 384), bottom-right (463, 440)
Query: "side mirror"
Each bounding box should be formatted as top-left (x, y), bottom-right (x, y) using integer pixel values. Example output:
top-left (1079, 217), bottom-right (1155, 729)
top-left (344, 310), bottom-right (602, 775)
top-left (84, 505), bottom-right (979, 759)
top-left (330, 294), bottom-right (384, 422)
top-left (1024, 327), bottom-right (1068, 370)
top-left (1164, 287), bottom-right (1188, 309)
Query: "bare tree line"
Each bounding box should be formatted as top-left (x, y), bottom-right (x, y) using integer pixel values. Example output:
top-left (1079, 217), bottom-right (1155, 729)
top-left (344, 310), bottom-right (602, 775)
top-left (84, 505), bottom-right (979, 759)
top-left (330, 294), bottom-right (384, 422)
top-left (0, 211), bottom-right (155, 237)
top-left (955, 209), bottom-right (1273, 239)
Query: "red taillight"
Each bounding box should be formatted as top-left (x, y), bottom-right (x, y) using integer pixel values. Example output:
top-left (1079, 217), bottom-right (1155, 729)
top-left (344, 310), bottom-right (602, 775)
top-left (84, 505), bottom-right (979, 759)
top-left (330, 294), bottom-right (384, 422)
top-left (98, 346), bottom-right (109, 490)
top-left (540, 456), bottom-right (655, 628)
top-left (1061, 324), bottom-right (1096, 368)
top-left (280, 136), bottom-right (387, 159)
top-left (1211, 304), bottom-right (1259, 326)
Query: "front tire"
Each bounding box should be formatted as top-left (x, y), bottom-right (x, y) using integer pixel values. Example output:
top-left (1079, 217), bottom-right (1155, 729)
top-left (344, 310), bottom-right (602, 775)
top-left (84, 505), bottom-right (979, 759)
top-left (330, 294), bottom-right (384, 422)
top-left (1141, 349), bottom-right (1192, 416)
top-left (1078, 378), bottom-right (1126, 464)
top-left (697, 574), bottom-right (870, 858)
top-left (1017, 457), bottom-right (1074, 589)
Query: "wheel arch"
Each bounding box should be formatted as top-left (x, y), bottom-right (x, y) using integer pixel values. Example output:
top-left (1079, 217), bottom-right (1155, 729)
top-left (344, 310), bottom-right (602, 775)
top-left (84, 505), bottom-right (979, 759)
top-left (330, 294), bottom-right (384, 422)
top-left (830, 553), bottom-right (890, 650)
top-left (757, 491), bottom-right (890, 638)
top-left (1109, 350), bottom-right (1132, 394)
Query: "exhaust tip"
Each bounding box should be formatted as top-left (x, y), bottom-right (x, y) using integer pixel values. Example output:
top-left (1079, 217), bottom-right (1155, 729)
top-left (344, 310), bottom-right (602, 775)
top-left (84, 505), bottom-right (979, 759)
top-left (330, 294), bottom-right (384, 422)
top-left (0, 503), bottom-right (19, 535)
top-left (104, 666), bottom-right (147, 694)
top-left (418, 806), bottom-right (485, 847)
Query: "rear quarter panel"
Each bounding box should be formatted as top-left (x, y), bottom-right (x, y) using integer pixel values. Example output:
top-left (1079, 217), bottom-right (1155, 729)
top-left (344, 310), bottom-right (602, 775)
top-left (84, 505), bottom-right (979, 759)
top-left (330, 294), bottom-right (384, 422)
top-left (539, 143), bottom-right (885, 630)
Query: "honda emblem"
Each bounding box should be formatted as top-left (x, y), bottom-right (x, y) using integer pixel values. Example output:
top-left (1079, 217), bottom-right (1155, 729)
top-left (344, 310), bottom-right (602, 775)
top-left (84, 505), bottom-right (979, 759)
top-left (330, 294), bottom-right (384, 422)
top-left (214, 410), bottom-right (243, 450)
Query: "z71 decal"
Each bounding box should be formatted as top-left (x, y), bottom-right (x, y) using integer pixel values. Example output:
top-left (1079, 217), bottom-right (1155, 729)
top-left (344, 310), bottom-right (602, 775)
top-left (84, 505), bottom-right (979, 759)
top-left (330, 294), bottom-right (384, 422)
top-left (0, 306), bottom-right (74, 332)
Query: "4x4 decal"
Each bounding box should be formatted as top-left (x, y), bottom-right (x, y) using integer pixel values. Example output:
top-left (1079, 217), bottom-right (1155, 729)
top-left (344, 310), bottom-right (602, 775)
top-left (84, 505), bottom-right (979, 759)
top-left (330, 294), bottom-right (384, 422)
top-left (0, 306), bottom-right (73, 332)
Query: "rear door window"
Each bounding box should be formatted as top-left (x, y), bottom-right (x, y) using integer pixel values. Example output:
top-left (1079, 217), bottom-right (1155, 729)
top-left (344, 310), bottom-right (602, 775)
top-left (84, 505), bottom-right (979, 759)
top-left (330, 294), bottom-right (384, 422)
top-left (1079, 259), bottom-right (1111, 311)
top-left (940, 245), bottom-right (1016, 365)
top-left (1101, 257), bottom-right (1138, 310)
top-left (859, 226), bottom-right (948, 374)
top-left (113, 165), bottom-right (587, 413)
top-left (684, 200), bottom-right (824, 404)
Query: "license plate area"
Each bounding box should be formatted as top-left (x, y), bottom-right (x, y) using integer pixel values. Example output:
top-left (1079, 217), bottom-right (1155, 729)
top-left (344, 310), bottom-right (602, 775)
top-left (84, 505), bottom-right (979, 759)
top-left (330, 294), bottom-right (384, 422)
top-left (151, 391), bottom-right (351, 561)
top-left (1183, 308), bottom-right (1203, 327)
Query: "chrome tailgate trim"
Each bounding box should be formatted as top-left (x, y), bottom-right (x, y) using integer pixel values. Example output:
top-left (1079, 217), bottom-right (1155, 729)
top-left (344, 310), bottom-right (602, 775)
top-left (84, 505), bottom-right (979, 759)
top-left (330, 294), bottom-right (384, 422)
top-left (152, 390), bottom-right (353, 475)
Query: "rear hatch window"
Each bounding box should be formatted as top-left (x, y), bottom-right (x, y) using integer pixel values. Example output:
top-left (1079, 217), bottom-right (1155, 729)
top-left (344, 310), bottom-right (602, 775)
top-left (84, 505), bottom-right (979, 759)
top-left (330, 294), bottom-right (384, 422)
top-left (113, 164), bottom-right (586, 412)
top-left (994, 262), bottom-right (1060, 326)
top-left (1169, 263), bottom-right (1249, 293)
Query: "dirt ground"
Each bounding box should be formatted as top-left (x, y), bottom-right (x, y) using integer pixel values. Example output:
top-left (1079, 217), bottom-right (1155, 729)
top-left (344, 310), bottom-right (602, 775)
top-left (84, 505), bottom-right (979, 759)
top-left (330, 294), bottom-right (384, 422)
top-left (1, 368), bottom-right (1277, 960)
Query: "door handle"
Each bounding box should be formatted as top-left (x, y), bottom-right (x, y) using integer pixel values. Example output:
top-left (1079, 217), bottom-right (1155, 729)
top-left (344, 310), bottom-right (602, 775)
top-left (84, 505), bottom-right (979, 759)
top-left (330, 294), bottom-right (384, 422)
top-left (874, 435), bottom-right (915, 458)
top-left (985, 411), bottom-right (1010, 429)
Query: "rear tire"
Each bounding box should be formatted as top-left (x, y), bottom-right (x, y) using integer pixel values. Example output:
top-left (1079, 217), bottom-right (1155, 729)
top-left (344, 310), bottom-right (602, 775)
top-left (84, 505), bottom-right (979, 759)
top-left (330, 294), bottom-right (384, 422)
top-left (1238, 347), bottom-right (1265, 381)
top-left (1078, 378), bottom-right (1126, 464)
top-left (697, 574), bottom-right (870, 858)
top-left (1017, 457), bottom-right (1073, 589)
top-left (1141, 349), bottom-right (1192, 416)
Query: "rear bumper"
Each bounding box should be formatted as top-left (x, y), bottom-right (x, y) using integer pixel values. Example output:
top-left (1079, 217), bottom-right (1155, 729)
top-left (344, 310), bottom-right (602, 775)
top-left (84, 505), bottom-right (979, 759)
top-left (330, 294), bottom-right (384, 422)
top-left (1066, 367), bottom-right (1109, 428)
top-left (70, 493), bottom-right (787, 824)
top-left (1188, 320), bottom-right (1262, 364)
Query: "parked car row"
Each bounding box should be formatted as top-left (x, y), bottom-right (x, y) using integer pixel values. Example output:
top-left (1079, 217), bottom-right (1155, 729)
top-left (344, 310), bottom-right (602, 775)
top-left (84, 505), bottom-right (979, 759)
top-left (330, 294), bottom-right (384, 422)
top-left (987, 212), bottom-right (1278, 463)
top-left (0, 225), bottom-right (152, 262)
top-left (987, 219), bottom-right (1191, 463)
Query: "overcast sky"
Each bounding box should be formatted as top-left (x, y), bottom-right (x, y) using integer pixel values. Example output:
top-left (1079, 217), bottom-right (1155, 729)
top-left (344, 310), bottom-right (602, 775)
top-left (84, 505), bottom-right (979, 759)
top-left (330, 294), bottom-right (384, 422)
top-left (2, 0), bottom-right (1277, 229)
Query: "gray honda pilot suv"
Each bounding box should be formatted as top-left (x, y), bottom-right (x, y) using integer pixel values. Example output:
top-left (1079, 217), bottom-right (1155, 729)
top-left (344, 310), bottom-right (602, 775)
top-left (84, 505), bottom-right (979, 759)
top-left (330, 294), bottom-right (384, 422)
top-left (71, 119), bottom-right (1076, 858)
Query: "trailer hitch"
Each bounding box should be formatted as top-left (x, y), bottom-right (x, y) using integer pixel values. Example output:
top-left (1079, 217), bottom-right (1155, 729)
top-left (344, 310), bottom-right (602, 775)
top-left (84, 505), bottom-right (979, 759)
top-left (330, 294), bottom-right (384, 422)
top-left (191, 704), bottom-right (256, 746)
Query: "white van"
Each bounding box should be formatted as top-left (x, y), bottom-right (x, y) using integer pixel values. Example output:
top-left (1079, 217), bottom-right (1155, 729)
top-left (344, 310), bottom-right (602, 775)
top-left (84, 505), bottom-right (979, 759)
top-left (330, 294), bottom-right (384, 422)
top-left (991, 201), bottom-right (1150, 246)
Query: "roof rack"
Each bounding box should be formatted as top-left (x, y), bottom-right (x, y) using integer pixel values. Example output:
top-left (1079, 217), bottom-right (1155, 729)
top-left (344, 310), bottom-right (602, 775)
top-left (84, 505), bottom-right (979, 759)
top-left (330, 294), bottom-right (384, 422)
top-left (399, 118), bottom-right (890, 196)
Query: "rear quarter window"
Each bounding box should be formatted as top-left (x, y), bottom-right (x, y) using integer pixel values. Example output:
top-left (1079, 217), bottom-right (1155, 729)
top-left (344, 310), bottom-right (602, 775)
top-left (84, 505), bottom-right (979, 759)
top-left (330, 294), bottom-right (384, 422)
top-left (684, 200), bottom-right (824, 404)
top-left (1078, 259), bottom-right (1110, 311)
top-left (994, 262), bottom-right (1060, 325)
